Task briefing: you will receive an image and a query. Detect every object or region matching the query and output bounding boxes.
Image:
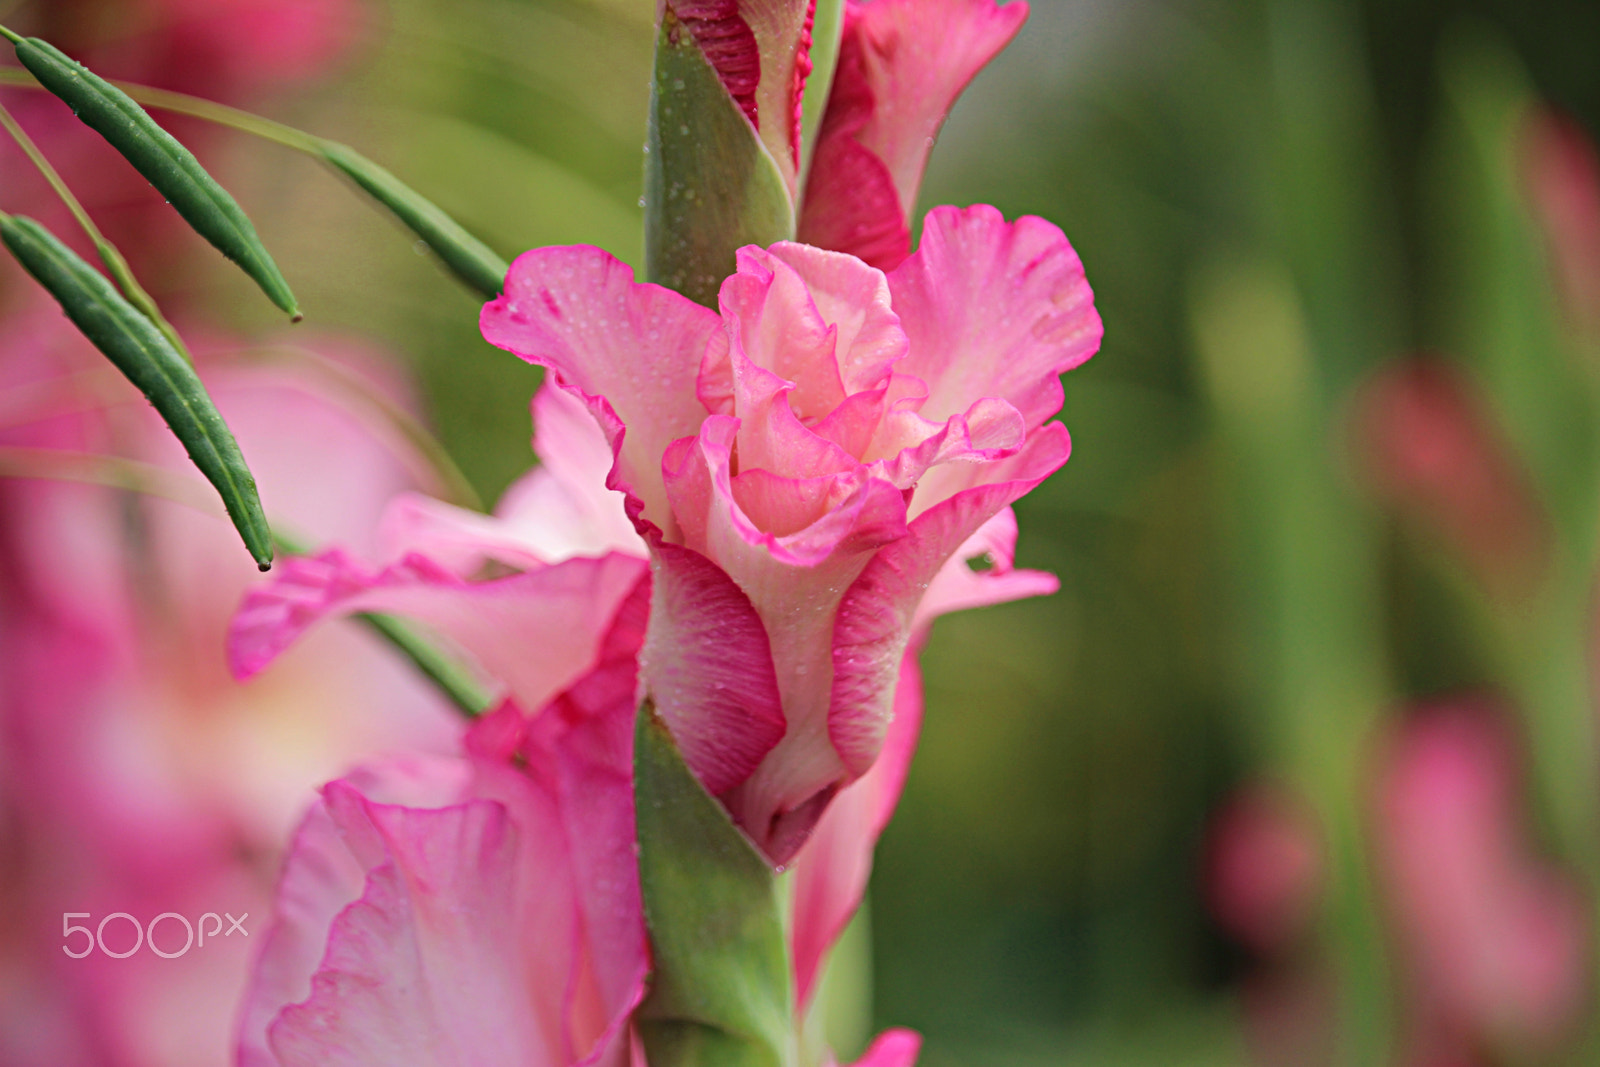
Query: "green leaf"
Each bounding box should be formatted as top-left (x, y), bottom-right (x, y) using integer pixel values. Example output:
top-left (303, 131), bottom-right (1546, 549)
top-left (1, 215), bottom-right (274, 569)
top-left (6, 33), bottom-right (300, 319)
top-left (634, 704), bottom-right (796, 1067)
top-left (645, 9), bottom-right (795, 307)
top-left (319, 140), bottom-right (511, 299)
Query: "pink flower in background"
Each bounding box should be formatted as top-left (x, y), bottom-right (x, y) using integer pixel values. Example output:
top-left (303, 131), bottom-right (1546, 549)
top-left (481, 204), bottom-right (1096, 863)
top-left (231, 381), bottom-right (940, 1066)
top-left (1203, 783), bottom-right (1324, 958)
top-left (0, 0), bottom-right (363, 288)
top-left (1355, 358), bottom-right (1547, 599)
top-left (1522, 107), bottom-right (1600, 335)
top-left (0, 304), bottom-right (457, 1067)
top-left (1374, 702), bottom-right (1591, 1061)
top-left (798, 0), bottom-right (1029, 270)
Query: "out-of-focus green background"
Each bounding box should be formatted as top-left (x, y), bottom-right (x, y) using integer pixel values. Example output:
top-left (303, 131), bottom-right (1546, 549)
top-left (44, 0), bottom-right (1600, 1062)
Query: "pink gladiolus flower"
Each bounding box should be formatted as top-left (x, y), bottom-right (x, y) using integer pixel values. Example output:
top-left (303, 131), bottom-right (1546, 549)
top-left (233, 381), bottom-right (943, 1066)
top-left (481, 204), bottom-right (1096, 863)
top-left (1374, 702), bottom-right (1591, 1060)
top-left (798, 0), bottom-right (1029, 269)
top-left (0, 306), bottom-right (457, 1067)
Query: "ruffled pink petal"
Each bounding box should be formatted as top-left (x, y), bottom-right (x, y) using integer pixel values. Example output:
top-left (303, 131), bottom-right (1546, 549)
top-left (236, 778), bottom-right (376, 1067)
top-left (228, 548), bottom-right (649, 718)
top-left (251, 765), bottom-right (576, 1067)
top-left (791, 655), bottom-right (921, 1008)
top-left (481, 246), bottom-right (719, 536)
top-left (639, 538), bottom-right (787, 796)
top-left (759, 244), bottom-right (908, 397)
top-left (830, 425), bottom-right (1069, 775)
top-left (911, 506), bottom-right (1058, 636)
top-left (889, 205), bottom-right (1101, 429)
top-left (718, 246), bottom-right (850, 417)
top-left (869, 395), bottom-right (1026, 488)
top-left (844, 1028), bottom-right (922, 1067)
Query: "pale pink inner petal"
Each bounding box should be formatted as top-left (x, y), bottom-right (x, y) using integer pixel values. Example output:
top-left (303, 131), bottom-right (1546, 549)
top-left (520, 382), bottom-right (644, 556)
top-left (868, 396), bottom-right (1027, 489)
top-left (762, 243), bottom-right (907, 395)
top-left (724, 247), bottom-right (850, 418)
top-left (377, 492), bottom-right (553, 573)
top-left (889, 205), bottom-right (1101, 428)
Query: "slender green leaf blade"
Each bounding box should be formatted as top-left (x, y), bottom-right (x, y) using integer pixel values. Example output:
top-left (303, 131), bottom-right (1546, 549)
top-left (319, 140), bottom-right (510, 299)
top-left (11, 36), bottom-right (299, 318)
top-left (645, 9), bottom-right (795, 306)
top-left (2, 215), bottom-right (274, 569)
top-left (634, 704), bottom-right (796, 1067)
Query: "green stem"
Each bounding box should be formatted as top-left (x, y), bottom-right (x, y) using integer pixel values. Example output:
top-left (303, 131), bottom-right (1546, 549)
top-left (0, 65), bottom-right (318, 152)
top-left (0, 97), bottom-right (192, 362)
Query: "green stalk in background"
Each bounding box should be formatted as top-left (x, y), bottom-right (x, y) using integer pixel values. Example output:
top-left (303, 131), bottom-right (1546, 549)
top-left (1190, 2), bottom-right (1407, 1061)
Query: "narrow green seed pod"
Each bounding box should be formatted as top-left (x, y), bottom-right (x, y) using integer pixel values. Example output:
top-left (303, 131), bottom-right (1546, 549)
top-left (2, 216), bottom-right (275, 570)
top-left (10, 36), bottom-right (300, 319)
top-left (320, 141), bottom-right (509, 298)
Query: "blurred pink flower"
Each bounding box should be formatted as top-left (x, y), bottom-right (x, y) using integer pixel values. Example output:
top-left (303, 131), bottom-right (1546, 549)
top-left (1522, 107), bottom-right (1600, 335)
top-left (0, 302), bottom-right (457, 1067)
top-left (236, 598), bottom-right (651, 1067)
top-left (798, 0), bottom-right (1028, 270)
top-left (1355, 358), bottom-right (1547, 598)
top-left (480, 205), bottom-right (1096, 863)
top-left (0, 0), bottom-right (364, 291)
top-left (1374, 702), bottom-right (1591, 1061)
top-left (232, 380), bottom-right (933, 1065)
top-left (1203, 783), bottom-right (1324, 958)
